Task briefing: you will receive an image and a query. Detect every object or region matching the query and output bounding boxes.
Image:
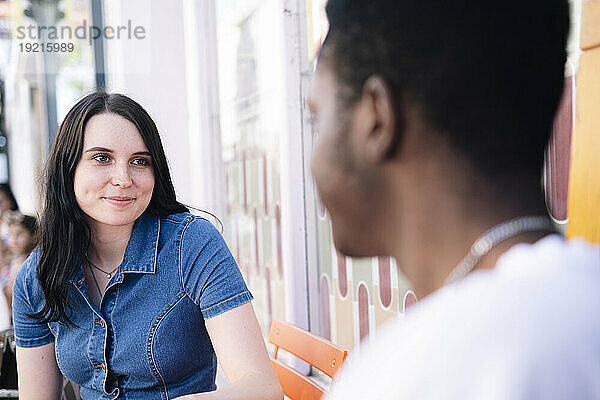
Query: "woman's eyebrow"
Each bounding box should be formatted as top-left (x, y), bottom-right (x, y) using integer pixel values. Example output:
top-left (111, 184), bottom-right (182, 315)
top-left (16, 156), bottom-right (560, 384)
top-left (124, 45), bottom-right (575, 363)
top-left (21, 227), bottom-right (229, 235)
top-left (83, 147), bottom-right (151, 157)
top-left (84, 146), bottom-right (113, 153)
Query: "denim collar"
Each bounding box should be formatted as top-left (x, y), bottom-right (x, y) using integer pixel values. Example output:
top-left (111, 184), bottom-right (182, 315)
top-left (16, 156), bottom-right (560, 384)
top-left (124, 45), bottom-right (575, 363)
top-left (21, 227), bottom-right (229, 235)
top-left (120, 212), bottom-right (160, 274)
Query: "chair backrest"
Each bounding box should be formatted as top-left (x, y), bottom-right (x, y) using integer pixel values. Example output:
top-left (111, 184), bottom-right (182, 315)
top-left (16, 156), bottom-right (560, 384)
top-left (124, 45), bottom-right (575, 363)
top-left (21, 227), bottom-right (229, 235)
top-left (268, 319), bottom-right (348, 400)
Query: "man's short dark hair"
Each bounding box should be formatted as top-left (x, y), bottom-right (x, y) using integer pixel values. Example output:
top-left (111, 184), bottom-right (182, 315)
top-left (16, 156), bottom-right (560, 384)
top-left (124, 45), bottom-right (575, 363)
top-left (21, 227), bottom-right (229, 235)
top-left (321, 0), bottom-right (570, 179)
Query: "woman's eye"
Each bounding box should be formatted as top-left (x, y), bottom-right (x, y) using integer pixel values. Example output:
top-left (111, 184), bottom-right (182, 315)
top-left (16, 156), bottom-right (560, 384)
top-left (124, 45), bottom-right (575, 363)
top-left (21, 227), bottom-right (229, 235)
top-left (132, 158), bottom-right (150, 166)
top-left (92, 154), bottom-right (110, 163)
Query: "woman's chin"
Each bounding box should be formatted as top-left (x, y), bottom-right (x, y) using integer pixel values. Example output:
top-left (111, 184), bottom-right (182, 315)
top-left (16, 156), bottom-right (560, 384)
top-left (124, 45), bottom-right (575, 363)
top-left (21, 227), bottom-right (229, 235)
top-left (88, 214), bottom-right (140, 228)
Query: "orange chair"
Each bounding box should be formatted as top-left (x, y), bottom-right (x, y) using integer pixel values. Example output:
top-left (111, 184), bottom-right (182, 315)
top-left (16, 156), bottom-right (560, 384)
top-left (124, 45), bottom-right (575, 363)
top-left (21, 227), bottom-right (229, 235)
top-left (268, 319), bottom-right (348, 400)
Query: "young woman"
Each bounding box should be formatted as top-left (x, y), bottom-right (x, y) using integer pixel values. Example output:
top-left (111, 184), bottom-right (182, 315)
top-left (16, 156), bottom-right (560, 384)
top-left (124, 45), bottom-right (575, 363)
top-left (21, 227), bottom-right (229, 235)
top-left (12, 91), bottom-right (282, 400)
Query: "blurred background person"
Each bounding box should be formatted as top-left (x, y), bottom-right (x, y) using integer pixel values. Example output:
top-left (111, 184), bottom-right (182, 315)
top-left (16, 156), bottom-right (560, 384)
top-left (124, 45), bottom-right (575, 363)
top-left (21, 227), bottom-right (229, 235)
top-left (3, 214), bottom-right (37, 315)
top-left (0, 185), bottom-right (20, 331)
top-left (0, 213), bottom-right (36, 391)
top-left (0, 184), bottom-right (19, 248)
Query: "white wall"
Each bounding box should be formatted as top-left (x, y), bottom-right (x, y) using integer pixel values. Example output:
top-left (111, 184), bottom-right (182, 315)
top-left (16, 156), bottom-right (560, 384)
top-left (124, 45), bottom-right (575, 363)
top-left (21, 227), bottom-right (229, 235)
top-left (5, 45), bottom-right (46, 215)
top-left (104, 0), bottom-right (186, 207)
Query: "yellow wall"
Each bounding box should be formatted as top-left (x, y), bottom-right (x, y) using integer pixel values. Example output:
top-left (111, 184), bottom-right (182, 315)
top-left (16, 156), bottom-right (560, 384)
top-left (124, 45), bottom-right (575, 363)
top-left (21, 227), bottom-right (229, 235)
top-left (567, 0), bottom-right (600, 243)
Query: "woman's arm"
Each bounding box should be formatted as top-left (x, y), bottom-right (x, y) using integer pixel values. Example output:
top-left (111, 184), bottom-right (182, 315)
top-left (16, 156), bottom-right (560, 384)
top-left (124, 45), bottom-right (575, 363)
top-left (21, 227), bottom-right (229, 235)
top-left (16, 342), bottom-right (64, 400)
top-left (175, 302), bottom-right (282, 400)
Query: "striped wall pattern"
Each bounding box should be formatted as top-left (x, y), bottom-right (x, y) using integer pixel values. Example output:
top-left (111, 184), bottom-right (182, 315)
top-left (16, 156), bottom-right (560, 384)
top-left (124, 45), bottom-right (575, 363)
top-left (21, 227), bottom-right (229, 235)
top-left (313, 193), bottom-right (413, 351)
top-left (545, 76), bottom-right (574, 224)
top-left (224, 142), bottom-right (286, 335)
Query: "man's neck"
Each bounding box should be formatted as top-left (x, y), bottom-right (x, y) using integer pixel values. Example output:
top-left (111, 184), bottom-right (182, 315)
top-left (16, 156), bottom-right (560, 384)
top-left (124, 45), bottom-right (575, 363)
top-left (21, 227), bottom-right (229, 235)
top-left (390, 167), bottom-right (549, 298)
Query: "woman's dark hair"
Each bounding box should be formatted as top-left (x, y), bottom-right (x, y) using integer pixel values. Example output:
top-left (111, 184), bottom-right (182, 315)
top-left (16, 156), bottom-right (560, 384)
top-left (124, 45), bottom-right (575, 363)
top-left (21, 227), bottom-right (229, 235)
top-left (33, 90), bottom-right (188, 325)
top-left (8, 214), bottom-right (37, 254)
top-left (0, 183), bottom-right (18, 212)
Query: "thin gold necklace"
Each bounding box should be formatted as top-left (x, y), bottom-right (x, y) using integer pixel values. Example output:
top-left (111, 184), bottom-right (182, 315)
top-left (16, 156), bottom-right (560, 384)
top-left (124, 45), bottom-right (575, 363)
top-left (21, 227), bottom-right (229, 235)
top-left (86, 256), bottom-right (120, 279)
top-left (87, 263), bottom-right (104, 300)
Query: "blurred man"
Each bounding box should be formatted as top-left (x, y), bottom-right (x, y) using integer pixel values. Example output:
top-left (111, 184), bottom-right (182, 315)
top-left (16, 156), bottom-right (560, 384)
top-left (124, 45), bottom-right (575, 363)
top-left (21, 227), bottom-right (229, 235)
top-left (309, 0), bottom-right (600, 397)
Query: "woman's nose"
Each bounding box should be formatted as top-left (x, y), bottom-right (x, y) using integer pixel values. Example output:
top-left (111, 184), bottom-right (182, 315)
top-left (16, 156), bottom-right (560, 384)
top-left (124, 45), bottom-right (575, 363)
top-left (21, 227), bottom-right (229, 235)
top-left (111, 163), bottom-right (133, 187)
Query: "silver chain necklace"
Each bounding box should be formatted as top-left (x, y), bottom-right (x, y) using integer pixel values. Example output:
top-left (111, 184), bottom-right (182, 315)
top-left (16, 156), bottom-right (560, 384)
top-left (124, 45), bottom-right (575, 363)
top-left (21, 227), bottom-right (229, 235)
top-left (444, 216), bottom-right (554, 285)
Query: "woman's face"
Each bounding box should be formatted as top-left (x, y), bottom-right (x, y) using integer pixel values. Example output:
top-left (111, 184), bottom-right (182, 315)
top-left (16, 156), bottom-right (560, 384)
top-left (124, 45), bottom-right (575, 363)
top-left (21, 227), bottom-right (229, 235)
top-left (73, 113), bottom-right (155, 230)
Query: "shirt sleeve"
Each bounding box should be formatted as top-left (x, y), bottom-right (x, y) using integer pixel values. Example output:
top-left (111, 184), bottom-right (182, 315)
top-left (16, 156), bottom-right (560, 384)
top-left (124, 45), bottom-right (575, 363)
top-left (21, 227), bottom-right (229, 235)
top-left (12, 249), bottom-right (55, 348)
top-left (179, 217), bottom-right (253, 319)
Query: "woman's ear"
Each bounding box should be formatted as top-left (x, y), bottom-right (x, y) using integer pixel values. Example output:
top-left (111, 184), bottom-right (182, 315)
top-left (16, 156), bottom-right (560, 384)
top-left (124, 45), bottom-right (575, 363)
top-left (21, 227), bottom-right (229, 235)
top-left (355, 75), bottom-right (402, 164)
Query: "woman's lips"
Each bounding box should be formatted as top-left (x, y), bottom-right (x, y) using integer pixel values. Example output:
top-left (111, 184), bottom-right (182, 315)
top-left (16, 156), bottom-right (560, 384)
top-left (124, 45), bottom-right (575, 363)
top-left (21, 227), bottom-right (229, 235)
top-left (103, 196), bottom-right (135, 207)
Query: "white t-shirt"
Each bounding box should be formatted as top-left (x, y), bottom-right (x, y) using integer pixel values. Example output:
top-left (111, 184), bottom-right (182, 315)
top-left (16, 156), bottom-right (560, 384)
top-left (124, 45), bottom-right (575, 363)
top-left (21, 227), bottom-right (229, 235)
top-left (329, 235), bottom-right (600, 399)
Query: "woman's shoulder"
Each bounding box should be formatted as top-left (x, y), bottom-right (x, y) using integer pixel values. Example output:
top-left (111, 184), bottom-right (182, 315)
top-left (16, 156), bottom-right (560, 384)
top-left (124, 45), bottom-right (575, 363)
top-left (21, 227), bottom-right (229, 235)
top-left (160, 211), bottom-right (194, 224)
top-left (162, 212), bottom-right (220, 237)
top-left (15, 249), bottom-right (40, 280)
top-left (157, 213), bottom-right (223, 252)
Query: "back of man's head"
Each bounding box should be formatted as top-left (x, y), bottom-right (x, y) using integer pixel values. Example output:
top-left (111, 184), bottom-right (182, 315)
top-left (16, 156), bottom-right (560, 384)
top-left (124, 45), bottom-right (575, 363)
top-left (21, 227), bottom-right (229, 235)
top-left (321, 0), bottom-right (570, 180)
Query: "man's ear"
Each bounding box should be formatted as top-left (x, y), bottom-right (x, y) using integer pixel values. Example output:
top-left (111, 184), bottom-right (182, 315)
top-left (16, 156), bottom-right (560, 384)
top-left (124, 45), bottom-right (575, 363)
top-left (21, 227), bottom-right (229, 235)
top-left (356, 75), bottom-right (402, 164)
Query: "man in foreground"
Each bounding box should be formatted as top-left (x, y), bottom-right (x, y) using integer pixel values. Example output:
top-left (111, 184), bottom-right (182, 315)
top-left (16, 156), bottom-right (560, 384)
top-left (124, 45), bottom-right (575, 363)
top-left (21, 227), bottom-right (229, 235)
top-left (309, 0), bottom-right (600, 397)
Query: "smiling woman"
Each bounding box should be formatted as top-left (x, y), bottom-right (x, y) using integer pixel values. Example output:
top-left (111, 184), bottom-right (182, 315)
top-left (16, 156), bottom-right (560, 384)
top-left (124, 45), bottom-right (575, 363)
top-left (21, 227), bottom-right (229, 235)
top-left (73, 113), bottom-right (155, 229)
top-left (11, 91), bottom-right (282, 400)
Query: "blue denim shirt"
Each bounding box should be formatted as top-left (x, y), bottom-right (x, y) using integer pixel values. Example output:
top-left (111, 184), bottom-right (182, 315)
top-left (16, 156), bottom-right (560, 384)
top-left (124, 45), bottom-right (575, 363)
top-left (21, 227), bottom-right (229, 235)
top-left (13, 212), bottom-right (253, 400)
